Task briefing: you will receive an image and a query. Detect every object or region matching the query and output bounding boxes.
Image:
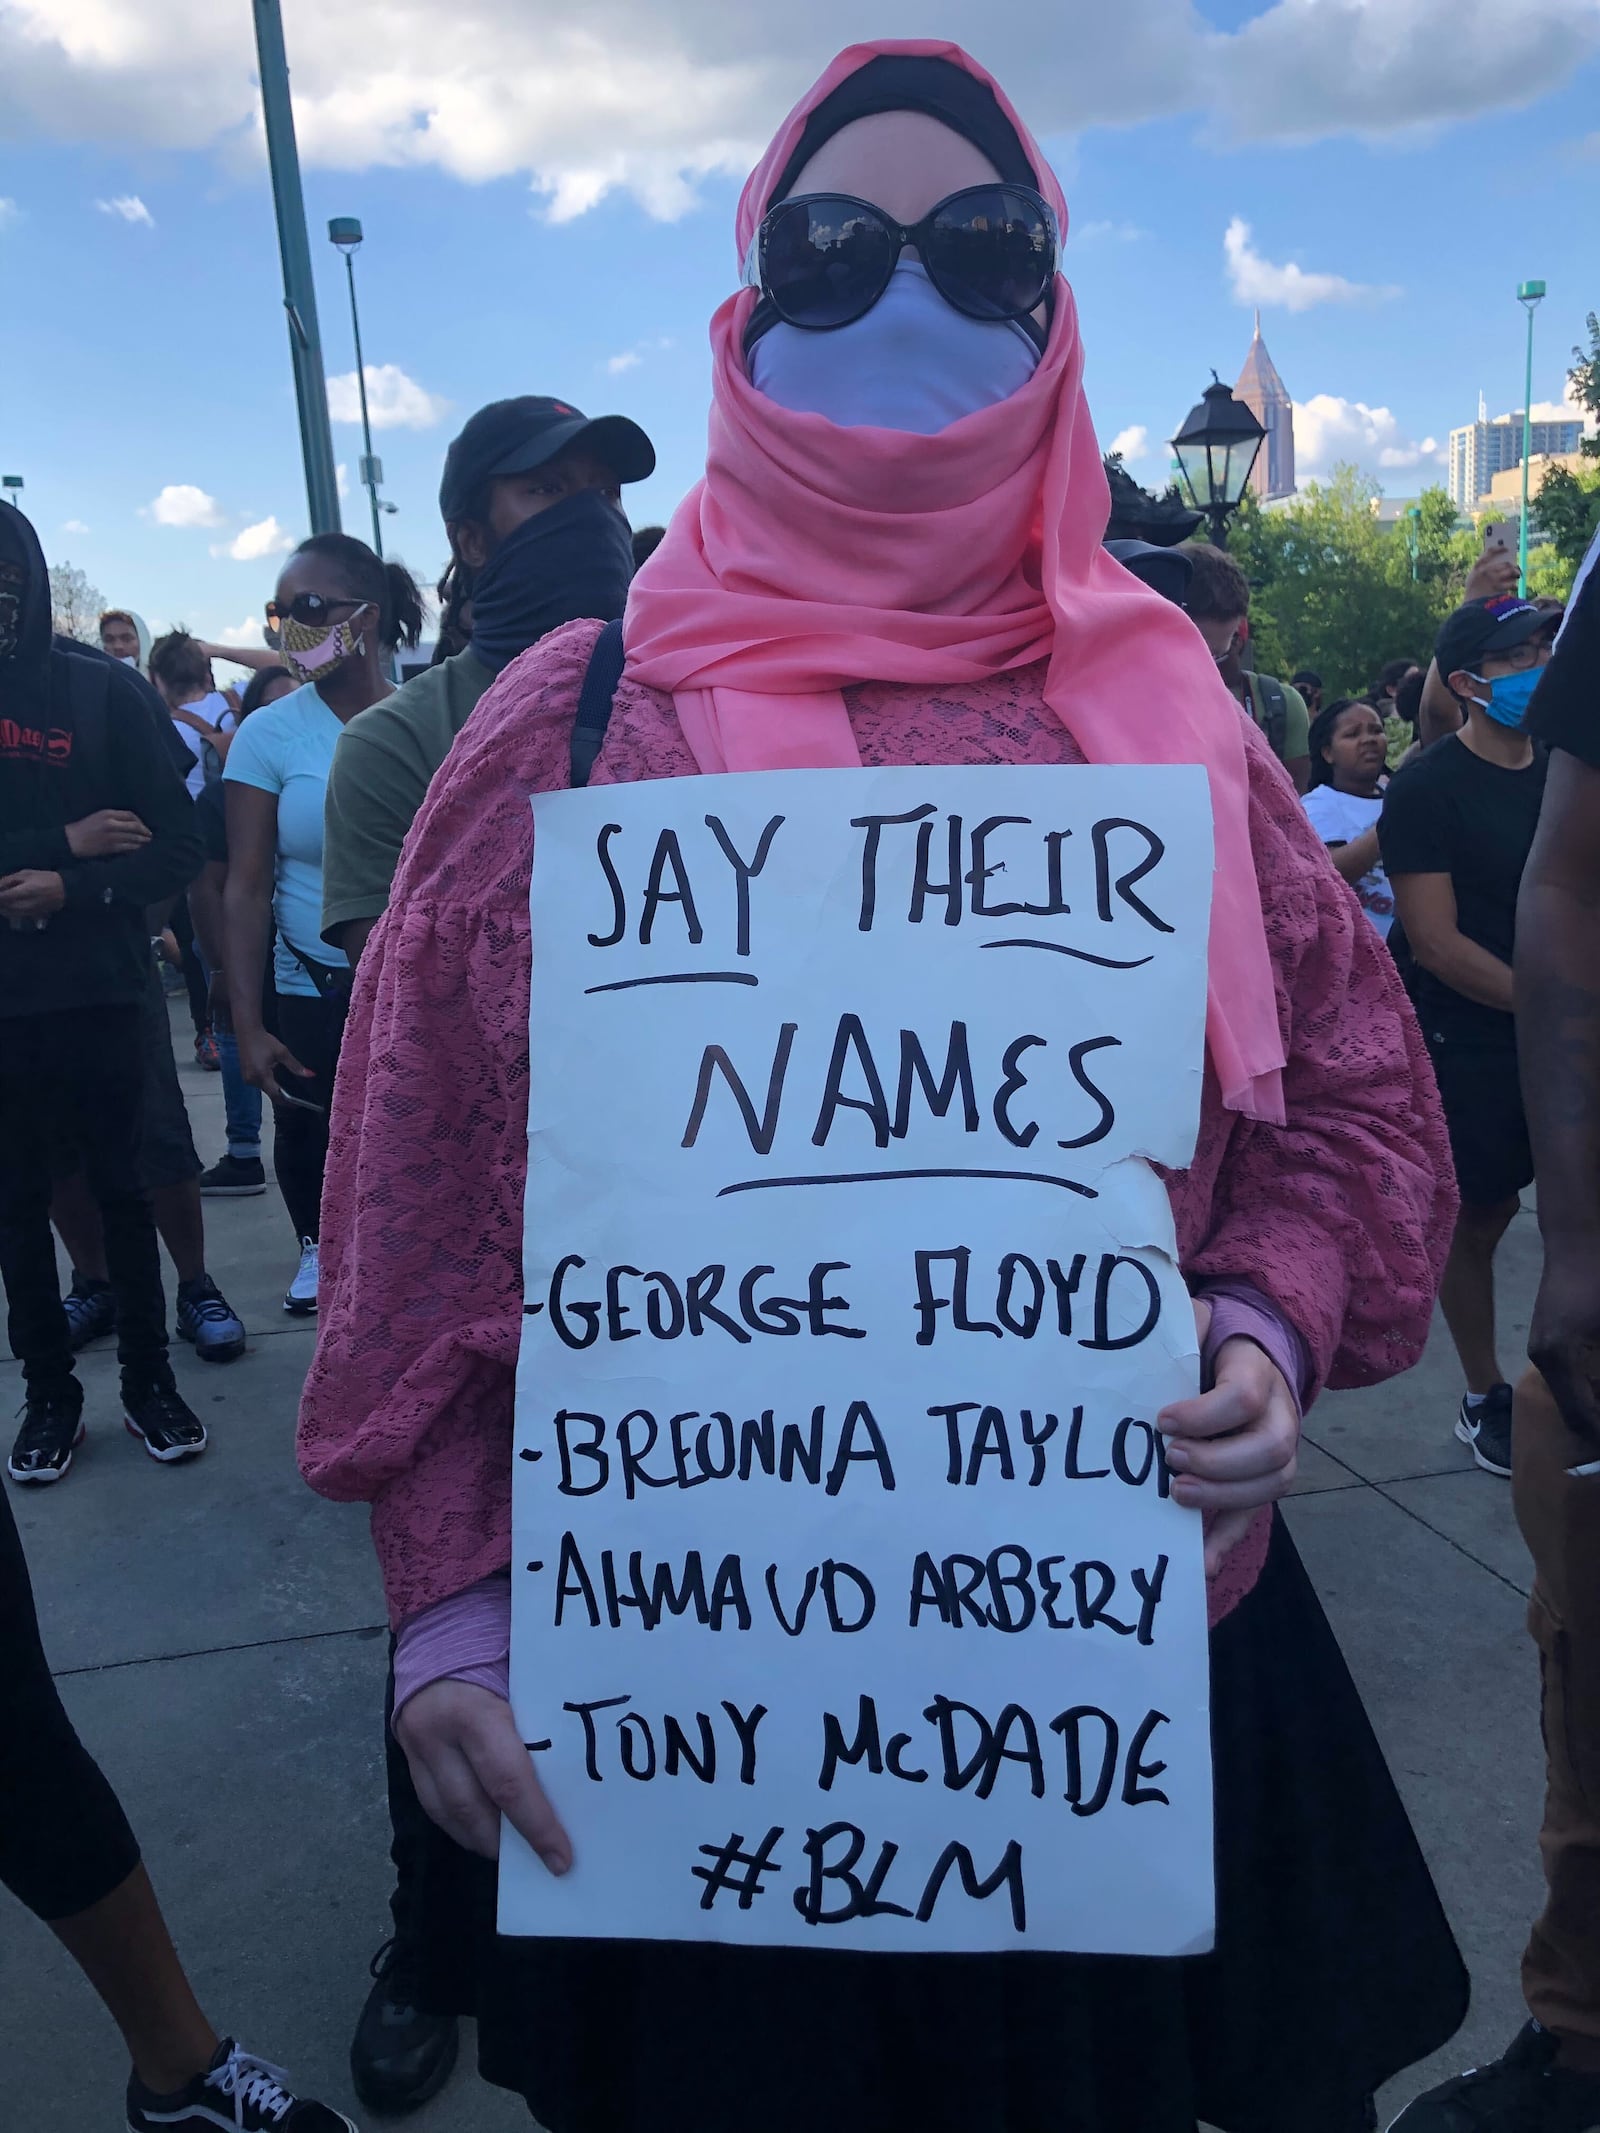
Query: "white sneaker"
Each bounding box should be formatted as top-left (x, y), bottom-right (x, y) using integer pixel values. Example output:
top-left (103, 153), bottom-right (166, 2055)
top-left (283, 1237), bottom-right (320, 1316)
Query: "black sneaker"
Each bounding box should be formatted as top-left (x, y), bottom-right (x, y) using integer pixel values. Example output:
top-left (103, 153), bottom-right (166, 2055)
top-left (1386, 2019), bottom-right (1600, 2129)
top-left (127, 2036), bottom-right (357, 2130)
top-left (7, 1388), bottom-right (85, 1486)
top-left (176, 1275), bottom-right (247, 1363)
top-left (1455, 1382), bottom-right (1514, 1477)
top-left (200, 1153), bottom-right (268, 1197)
top-left (350, 1938), bottom-right (459, 2115)
top-left (63, 1275), bottom-right (116, 1350)
top-left (123, 1381), bottom-right (208, 1464)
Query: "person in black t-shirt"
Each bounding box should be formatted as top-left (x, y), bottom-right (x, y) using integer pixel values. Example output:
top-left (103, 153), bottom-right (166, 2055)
top-left (1397, 537), bottom-right (1600, 2126)
top-left (1378, 594), bottom-right (1558, 1477)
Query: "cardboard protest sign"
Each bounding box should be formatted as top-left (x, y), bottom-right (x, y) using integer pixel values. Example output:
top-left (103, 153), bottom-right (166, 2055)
top-left (503, 765), bottom-right (1215, 1955)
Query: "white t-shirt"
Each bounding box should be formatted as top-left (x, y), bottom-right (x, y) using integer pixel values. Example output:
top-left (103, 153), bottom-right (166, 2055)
top-left (1302, 784), bottom-right (1393, 939)
top-left (170, 690), bottom-right (237, 800)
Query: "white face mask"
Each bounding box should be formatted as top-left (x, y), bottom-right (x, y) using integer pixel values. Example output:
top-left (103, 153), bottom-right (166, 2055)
top-left (750, 260), bottom-right (1040, 433)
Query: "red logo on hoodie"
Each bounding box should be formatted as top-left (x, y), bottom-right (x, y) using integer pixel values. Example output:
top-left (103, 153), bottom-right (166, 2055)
top-left (0, 716), bottom-right (73, 763)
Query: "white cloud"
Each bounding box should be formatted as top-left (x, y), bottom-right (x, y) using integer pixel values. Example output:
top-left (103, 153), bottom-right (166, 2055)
top-left (219, 514), bottom-right (294, 562)
top-left (145, 482), bottom-right (221, 528)
top-left (1075, 219), bottom-right (1147, 243)
top-left (1, 2), bottom-right (1594, 222)
top-left (95, 193), bottom-right (153, 226)
top-left (1108, 424), bottom-right (1151, 461)
top-left (327, 363), bottom-right (450, 430)
top-left (1209, 0), bottom-right (1600, 145)
top-left (62, 517), bottom-right (89, 533)
top-left (1292, 394), bottom-right (1444, 484)
top-left (212, 616), bottom-right (267, 651)
top-left (336, 462), bottom-right (350, 499)
top-left (1224, 217), bottom-right (1399, 313)
top-left (0, 198), bottom-right (18, 227)
top-left (604, 334), bottom-right (674, 376)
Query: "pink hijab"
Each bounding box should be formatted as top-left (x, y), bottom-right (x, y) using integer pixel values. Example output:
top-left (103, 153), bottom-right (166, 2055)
top-left (625, 39), bottom-right (1286, 1123)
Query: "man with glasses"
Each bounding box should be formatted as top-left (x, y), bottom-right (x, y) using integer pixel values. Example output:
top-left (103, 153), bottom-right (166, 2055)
top-left (1379, 596), bottom-right (1561, 1479)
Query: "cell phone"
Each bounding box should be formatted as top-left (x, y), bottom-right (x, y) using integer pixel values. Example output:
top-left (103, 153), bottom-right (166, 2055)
top-left (269, 1068), bottom-right (324, 1113)
top-left (1482, 519), bottom-right (1515, 559)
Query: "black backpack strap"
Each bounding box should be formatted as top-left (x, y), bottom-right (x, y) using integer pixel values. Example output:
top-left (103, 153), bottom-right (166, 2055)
top-left (569, 618), bottom-right (626, 788)
top-left (1254, 673), bottom-right (1287, 760)
top-left (58, 645), bottom-right (112, 793)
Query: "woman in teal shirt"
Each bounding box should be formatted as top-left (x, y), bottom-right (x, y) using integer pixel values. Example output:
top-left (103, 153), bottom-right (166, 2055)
top-left (223, 536), bottom-right (422, 1314)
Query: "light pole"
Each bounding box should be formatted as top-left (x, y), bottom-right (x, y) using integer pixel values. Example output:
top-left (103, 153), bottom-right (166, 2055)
top-left (328, 216), bottom-right (385, 558)
top-left (252, 0), bottom-right (341, 536)
top-left (1517, 278), bottom-right (1547, 596)
top-left (1170, 376), bottom-right (1267, 549)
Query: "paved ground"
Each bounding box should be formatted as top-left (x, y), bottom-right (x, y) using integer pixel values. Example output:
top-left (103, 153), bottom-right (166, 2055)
top-left (1, 1001), bottom-right (1552, 2129)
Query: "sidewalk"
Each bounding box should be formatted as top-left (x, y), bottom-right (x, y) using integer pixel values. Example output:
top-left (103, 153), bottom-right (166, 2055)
top-left (0, 1002), bottom-right (1550, 2129)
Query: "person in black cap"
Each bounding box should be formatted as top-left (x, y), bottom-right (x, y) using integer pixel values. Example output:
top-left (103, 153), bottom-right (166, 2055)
top-left (1379, 593), bottom-right (1561, 1478)
top-left (318, 395), bottom-right (652, 2120)
top-left (320, 394), bottom-right (654, 967)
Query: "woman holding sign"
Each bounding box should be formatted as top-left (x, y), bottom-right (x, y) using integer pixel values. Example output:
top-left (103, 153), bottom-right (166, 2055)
top-left (301, 42), bottom-right (1467, 2133)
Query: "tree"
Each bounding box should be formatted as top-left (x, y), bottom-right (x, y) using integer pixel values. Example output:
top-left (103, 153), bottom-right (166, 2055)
top-left (1569, 311), bottom-right (1600, 461)
top-left (49, 562), bottom-right (106, 643)
top-left (1531, 462), bottom-right (1600, 581)
top-left (1226, 468), bottom-right (1465, 698)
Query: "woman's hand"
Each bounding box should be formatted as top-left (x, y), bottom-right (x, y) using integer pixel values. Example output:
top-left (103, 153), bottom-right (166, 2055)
top-left (1161, 1309), bottom-right (1300, 1576)
top-left (65, 809), bottom-right (151, 858)
top-left (395, 1679), bottom-right (572, 1872)
top-left (236, 1023), bottom-right (315, 1101)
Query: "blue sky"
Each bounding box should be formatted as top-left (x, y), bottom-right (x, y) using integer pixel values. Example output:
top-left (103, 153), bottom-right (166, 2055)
top-left (1, 0), bottom-right (1597, 657)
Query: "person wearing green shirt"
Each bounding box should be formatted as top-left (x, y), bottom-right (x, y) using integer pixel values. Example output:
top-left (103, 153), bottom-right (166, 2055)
top-left (1178, 540), bottom-right (1311, 793)
top-left (320, 395), bottom-right (656, 965)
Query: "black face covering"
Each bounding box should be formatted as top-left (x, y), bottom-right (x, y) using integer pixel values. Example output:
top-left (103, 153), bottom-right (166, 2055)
top-left (467, 489), bottom-right (635, 675)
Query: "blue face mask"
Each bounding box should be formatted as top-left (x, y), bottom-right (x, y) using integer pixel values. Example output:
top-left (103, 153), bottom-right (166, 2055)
top-left (749, 260), bottom-right (1040, 433)
top-left (1469, 666), bottom-right (1542, 729)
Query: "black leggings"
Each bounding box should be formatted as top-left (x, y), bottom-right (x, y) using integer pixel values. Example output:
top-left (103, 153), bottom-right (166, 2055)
top-left (271, 988), bottom-right (346, 1244)
top-left (0, 1482), bottom-right (140, 1920)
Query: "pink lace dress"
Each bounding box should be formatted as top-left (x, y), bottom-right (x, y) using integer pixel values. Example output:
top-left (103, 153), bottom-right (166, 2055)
top-left (297, 622), bottom-right (1467, 2133)
top-left (301, 621), bottom-right (1455, 1629)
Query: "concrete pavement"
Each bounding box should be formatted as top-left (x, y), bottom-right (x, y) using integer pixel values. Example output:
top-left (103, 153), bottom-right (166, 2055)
top-left (0, 1002), bottom-right (1554, 2129)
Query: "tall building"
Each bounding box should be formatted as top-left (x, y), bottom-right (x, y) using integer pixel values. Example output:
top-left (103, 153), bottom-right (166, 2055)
top-left (1235, 312), bottom-right (1296, 501)
top-left (1448, 401), bottom-right (1584, 508)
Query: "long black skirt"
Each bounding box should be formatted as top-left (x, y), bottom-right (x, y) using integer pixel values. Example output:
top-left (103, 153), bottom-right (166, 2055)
top-left (413, 1514), bottom-right (1468, 2133)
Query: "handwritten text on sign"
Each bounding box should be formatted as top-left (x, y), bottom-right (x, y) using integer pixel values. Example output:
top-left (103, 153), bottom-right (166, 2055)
top-left (504, 766), bottom-right (1216, 1954)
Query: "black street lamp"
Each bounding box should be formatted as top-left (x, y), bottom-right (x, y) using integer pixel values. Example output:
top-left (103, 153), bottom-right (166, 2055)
top-left (1170, 375), bottom-right (1266, 548)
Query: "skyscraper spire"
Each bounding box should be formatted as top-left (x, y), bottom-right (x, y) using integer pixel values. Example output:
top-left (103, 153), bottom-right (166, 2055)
top-left (1235, 318), bottom-right (1296, 501)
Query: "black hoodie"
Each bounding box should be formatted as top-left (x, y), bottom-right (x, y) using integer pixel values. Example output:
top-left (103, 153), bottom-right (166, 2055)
top-left (0, 507), bottom-right (202, 1018)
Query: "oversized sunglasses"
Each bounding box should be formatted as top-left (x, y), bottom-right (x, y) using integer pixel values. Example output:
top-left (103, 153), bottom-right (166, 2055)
top-left (264, 592), bottom-right (366, 628)
top-left (744, 182), bottom-right (1059, 332)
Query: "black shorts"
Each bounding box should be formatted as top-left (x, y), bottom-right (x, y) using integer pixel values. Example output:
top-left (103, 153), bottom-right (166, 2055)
top-left (1424, 1027), bottom-right (1533, 1210)
top-left (134, 965), bottom-right (201, 1191)
top-left (51, 970), bottom-right (199, 1194)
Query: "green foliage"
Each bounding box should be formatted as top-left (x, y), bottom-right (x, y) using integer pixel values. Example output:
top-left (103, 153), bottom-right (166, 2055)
top-left (1570, 312), bottom-right (1600, 461)
top-left (1533, 462), bottom-right (1600, 579)
top-left (1226, 469), bottom-right (1471, 698)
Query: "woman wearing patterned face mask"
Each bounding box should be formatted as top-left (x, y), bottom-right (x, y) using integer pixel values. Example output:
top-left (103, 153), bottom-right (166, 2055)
top-left (222, 535), bottom-right (422, 1317)
top-left (299, 43), bottom-right (1467, 2133)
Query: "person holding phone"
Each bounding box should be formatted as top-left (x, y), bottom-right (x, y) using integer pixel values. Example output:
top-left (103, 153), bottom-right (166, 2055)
top-left (224, 537), bottom-right (422, 1315)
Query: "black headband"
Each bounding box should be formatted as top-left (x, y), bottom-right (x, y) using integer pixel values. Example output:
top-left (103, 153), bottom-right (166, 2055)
top-left (766, 54), bottom-right (1038, 208)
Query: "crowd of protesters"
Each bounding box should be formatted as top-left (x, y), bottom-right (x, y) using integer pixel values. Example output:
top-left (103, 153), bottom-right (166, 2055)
top-left (2, 36), bottom-right (1599, 2133)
